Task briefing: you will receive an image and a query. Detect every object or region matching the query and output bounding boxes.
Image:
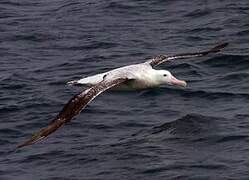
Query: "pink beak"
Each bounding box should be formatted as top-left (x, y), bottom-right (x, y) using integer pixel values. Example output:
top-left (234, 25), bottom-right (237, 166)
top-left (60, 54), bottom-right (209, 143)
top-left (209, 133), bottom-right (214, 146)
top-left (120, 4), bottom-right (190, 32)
top-left (170, 75), bottom-right (187, 87)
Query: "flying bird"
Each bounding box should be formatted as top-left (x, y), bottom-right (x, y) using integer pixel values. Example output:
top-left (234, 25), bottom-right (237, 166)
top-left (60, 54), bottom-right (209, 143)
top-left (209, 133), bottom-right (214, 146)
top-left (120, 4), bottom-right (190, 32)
top-left (17, 43), bottom-right (228, 148)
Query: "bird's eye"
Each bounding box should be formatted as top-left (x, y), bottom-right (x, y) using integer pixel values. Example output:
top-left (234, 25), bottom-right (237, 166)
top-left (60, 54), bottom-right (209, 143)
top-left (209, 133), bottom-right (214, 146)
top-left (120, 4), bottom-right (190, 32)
top-left (163, 74), bottom-right (167, 77)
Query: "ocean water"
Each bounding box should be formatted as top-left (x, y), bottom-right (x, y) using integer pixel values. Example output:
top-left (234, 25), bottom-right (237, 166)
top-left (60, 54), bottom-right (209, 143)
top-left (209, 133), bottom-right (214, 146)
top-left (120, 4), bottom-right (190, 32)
top-left (1, 0), bottom-right (249, 179)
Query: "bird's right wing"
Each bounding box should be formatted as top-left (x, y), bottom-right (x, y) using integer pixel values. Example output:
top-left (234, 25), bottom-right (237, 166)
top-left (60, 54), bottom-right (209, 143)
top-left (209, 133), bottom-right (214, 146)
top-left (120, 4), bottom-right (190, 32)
top-left (17, 77), bottom-right (128, 149)
top-left (147, 43), bottom-right (229, 67)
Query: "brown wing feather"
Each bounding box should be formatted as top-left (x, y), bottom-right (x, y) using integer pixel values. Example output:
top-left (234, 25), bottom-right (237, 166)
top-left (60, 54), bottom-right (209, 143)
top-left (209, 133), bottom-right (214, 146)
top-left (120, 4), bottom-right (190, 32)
top-left (149, 42), bottom-right (229, 67)
top-left (17, 78), bottom-right (128, 148)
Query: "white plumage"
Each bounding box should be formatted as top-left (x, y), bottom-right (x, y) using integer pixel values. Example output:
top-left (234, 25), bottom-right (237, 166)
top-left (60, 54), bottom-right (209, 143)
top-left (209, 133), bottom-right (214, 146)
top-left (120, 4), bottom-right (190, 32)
top-left (68, 63), bottom-right (186, 90)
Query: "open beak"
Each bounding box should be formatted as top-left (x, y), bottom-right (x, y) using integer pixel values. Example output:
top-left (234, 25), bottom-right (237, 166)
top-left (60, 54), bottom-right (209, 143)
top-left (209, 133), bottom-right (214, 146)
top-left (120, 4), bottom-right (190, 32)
top-left (170, 75), bottom-right (187, 88)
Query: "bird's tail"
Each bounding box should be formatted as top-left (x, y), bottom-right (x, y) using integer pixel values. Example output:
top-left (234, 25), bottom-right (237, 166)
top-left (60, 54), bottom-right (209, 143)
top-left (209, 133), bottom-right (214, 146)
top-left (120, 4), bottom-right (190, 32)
top-left (67, 80), bottom-right (79, 86)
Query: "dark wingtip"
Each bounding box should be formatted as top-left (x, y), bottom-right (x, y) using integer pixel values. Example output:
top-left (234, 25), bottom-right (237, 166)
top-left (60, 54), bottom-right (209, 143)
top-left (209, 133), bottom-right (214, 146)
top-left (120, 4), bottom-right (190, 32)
top-left (210, 42), bottom-right (229, 53)
top-left (17, 118), bottom-right (64, 149)
top-left (17, 130), bottom-right (46, 149)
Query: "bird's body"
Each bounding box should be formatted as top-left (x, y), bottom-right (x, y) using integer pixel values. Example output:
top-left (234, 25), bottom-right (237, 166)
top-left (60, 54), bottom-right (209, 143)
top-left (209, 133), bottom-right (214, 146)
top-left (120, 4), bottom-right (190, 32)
top-left (69, 63), bottom-right (179, 91)
top-left (17, 43), bottom-right (228, 148)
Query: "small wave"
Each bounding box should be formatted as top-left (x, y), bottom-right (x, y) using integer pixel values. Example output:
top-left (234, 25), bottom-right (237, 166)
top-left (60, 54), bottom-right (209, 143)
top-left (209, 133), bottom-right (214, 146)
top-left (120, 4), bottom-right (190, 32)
top-left (116, 122), bottom-right (150, 128)
top-left (0, 0), bottom-right (38, 7)
top-left (6, 33), bottom-right (57, 43)
top-left (168, 62), bottom-right (202, 72)
top-left (215, 134), bottom-right (249, 143)
top-left (0, 105), bottom-right (21, 114)
top-left (236, 29), bottom-right (249, 36)
top-left (167, 62), bottom-right (204, 76)
top-left (0, 128), bottom-right (21, 138)
top-left (0, 139), bottom-right (11, 146)
top-left (199, 55), bottom-right (249, 69)
top-left (19, 150), bottom-right (65, 163)
top-left (234, 114), bottom-right (249, 120)
top-left (183, 89), bottom-right (249, 99)
top-left (142, 86), bottom-right (249, 100)
top-left (187, 27), bottom-right (222, 33)
top-left (1, 83), bottom-right (27, 90)
top-left (105, 2), bottom-right (138, 10)
top-left (142, 163), bottom-right (227, 175)
top-left (184, 8), bottom-right (212, 18)
top-left (52, 41), bottom-right (117, 51)
top-left (152, 113), bottom-right (220, 137)
top-left (54, 1), bottom-right (83, 13)
top-left (215, 72), bottom-right (249, 81)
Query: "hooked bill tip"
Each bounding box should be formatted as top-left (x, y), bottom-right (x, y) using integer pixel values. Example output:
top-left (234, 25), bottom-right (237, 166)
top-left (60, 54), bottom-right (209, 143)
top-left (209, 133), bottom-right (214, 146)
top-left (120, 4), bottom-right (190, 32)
top-left (170, 76), bottom-right (187, 88)
top-left (179, 80), bottom-right (187, 88)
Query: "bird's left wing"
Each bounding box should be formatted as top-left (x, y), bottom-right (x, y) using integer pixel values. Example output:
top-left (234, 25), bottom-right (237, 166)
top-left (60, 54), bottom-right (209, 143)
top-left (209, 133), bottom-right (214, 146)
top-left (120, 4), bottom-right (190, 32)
top-left (147, 43), bottom-right (228, 67)
top-left (17, 77), bottom-right (128, 148)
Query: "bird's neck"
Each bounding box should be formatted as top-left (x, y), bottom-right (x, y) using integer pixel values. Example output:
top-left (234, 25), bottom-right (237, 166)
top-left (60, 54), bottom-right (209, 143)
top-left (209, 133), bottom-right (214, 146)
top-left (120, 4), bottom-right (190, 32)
top-left (145, 69), bottom-right (163, 86)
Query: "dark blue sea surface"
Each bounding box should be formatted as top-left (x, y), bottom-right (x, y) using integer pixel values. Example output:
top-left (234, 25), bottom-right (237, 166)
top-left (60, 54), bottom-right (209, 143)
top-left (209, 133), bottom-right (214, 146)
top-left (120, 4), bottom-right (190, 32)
top-left (1, 0), bottom-right (249, 179)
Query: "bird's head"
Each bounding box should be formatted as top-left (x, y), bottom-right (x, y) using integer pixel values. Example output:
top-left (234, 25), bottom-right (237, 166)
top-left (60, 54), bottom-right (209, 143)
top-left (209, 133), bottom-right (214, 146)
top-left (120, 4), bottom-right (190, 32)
top-left (155, 70), bottom-right (187, 88)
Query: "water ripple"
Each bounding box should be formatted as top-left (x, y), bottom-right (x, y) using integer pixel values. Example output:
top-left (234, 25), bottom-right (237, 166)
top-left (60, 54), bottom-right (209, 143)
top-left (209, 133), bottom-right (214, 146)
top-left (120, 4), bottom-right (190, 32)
top-left (1, 0), bottom-right (249, 179)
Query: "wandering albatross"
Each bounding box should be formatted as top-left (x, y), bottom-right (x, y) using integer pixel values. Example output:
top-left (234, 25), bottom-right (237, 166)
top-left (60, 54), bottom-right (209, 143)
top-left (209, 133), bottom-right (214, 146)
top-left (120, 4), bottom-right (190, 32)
top-left (17, 43), bottom-right (228, 148)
